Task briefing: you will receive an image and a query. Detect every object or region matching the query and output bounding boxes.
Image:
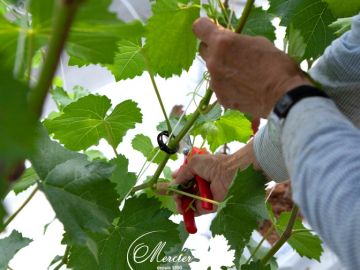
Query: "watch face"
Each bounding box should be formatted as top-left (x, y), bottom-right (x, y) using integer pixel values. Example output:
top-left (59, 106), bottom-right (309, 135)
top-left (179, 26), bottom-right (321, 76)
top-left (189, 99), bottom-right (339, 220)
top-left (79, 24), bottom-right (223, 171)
top-left (277, 95), bottom-right (293, 116)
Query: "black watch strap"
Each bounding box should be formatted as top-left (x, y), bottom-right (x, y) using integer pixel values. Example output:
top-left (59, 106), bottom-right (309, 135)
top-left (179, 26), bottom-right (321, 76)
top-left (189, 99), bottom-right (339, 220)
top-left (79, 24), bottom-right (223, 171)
top-left (273, 85), bottom-right (330, 118)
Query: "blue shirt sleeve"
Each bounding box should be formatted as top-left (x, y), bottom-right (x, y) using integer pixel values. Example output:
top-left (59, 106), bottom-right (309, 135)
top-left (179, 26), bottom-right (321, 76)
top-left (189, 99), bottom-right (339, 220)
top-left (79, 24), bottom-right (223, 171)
top-left (282, 97), bottom-right (360, 270)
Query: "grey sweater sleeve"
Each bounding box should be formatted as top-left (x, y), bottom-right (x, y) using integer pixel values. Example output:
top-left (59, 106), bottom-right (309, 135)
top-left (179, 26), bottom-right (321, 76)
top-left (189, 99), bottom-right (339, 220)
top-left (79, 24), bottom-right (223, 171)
top-left (253, 13), bottom-right (360, 182)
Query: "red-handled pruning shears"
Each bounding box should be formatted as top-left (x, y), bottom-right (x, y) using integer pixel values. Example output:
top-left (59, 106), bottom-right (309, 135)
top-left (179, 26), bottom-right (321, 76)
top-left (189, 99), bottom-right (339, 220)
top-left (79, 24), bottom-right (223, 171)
top-left (179, 147), bottom-right (214, 234)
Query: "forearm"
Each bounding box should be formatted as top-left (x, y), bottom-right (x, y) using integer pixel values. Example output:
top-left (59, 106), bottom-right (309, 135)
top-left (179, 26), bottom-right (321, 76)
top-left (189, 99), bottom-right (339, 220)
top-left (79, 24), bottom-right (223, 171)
top-left (282, 97), bottom-right (360, 269)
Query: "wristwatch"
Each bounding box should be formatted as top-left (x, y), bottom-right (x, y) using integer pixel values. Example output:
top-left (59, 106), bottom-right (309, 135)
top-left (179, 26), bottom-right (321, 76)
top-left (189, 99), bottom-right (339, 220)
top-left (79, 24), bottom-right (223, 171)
top-left (268, 85), bottom-right (330, 144)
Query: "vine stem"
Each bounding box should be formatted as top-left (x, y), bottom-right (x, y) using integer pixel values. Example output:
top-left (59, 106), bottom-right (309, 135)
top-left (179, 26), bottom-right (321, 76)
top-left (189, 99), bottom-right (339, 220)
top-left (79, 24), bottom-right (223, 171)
top-left (235, 0), bottom-right (254, 33)
top-left (144, 55), bottom-right (172, 133)
top-left (245, 224), bottom-right (274, 264)
top-left (28, 0), bottom-right (83, 117)
top-left (1, 187), bottom-right (39, 233)
top-left (132, 89), bottom-right (213, 191)
top-left (167, 187), bottom-right (220, 206)
top-left (53, 246), bottom-right (70, 270)
top-left (261, 205), bottom-right (299, 264)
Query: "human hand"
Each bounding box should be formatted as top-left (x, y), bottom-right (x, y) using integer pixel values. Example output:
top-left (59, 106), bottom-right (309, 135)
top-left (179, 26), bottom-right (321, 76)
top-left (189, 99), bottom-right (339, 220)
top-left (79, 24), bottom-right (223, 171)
top-left (193, 18), bottom-right (313, 118)
top-left (173, 140), bottom-right (260, 215)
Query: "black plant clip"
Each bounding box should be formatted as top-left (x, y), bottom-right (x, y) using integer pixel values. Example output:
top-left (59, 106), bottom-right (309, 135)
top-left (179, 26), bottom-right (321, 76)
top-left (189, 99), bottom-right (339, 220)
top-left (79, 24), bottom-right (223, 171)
top-left (157, 131), bottom-right (178, 155)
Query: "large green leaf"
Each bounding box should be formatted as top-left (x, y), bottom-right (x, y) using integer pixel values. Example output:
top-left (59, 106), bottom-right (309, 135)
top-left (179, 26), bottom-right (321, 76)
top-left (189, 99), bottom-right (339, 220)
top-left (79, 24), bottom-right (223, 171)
top-left (30, 127), bottom-right (82, 180)
top-left (322, 0), bottom-right (360, 17)
top-left (211, 166), bottom-right (267, 265)
top-left (109, 155), bottom-right (137, 202)
top-left (191, 110), bottom-right (252, 152)
top-left (110, 39), bottom-right (146, 81)
top-left (268, 0), bottom-right (336, 59)
top-left (30, 130), bottom-right (119, 258)
top-left (243, 7), bottom-right (276, 42)
top-left (68, 195), bottom-right (181, 270)
top-left (0, 230), bottom-right (32, 270)
top-left (276, 212), bottom-right (323, 261)
top-left (40, 158), bottom-right (118, 248)
top-left (132, 134), bottom-right (177, 164)
top-left (144, 0), bottom-right (200, 78)
top-left (44, 95), bottom-right (142, 151)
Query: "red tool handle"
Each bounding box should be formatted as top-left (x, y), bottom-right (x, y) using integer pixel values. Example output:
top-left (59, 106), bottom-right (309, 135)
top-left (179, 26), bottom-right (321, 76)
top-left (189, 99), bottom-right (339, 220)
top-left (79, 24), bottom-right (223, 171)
top-left (195, 175), bottom-right (213, 211)
top-left (181, 195), bottom-right (197, 234)
top-left (179, 147), bottom-right (214, 234)
top-left (186, 147), bottom-right (213, 211)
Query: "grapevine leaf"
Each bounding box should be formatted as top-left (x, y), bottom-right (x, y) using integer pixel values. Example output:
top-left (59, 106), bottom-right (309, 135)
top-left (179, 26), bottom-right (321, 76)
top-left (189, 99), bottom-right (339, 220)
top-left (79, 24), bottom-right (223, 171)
top-left (132, 134), bottom-right (177, 164)
top-left (268, 0), bottom-right (336, 59)
top-left (31, 0), bottom-right (145, 65)
top-left (48, 255), bottom-right (63, 269)
top-left (84, 150), bottom-right (106, 161)
top-left (109, 155), bottom-right (137, 202)
top-left (211, 166), bottom-right (267, 265)
top-left (144, 179), bottom-right (177, 213)
top-left (110, 39), bottom-right (146, 81)
top-left (30, 129), bottom-right (119, 258)
top-left (157, 117), bottom-right (187, 137)
top-left (192, 103), bottom-right (223, 127)
top-left (276, 212), bottom-right (323, 261)
top-left (191, 110), bottom-right (252, 152)
top-left (73, 85), bottom-right (91, 99)
top-left (30, 127), bottom-right (83, 180)
top-left (243, 7), bottom-right (276, 42)
top-left (12, 167), bottom-right (39, 195)
top-left (151, 0), bottom-right (179, 13)
top-left (0, 0), bottom-right (145, 71)
top-left (0, 230), bottom-right (32, 270)
top-left (0, 63), bottom-right (37, 169)
top-left (51, 87), bottom-right (74, 111)
top-left (132, 134), bottom-right (153, 157)
top-left (51, 86), bottom-right (91, 112)
top-left (144, 0), bottom-right (200, 78)
top-left (0, 16), bottom-right (19, 69)
top-left (44, 95), bottom-right (142, 151)
top-left (40, 157), bottom-right (119, 257)
top-left (241, 261), bottom-right (271, 270)
top-left (287, 24), bottom-right (306, 63)
top-left (68, 195), bottom-right (181, 270)
top-left (329, 17), bottom-right (352, 36)
top-left (322, 0), bottom-right (360, 17)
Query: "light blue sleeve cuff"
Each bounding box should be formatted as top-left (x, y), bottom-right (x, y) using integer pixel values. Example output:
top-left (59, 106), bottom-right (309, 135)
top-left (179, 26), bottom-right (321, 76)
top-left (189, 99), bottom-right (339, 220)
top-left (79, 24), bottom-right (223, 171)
top-left (253, 126), bottom-right (289, 182)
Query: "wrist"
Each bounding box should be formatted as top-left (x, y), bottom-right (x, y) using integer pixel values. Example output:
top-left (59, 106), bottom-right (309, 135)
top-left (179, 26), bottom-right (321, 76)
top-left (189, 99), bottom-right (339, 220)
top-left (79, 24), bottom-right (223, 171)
top-left (265, 74), bottom-right (314, 118)
top-left (227, 140), bottom-right (260, 171)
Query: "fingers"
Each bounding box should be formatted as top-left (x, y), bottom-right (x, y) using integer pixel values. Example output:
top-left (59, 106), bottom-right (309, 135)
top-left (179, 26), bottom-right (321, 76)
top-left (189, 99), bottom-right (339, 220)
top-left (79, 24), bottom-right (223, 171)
top-left (192, 17), bottom-right (218, 44)
top-left (173, 155), bottom-right (212, 185)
